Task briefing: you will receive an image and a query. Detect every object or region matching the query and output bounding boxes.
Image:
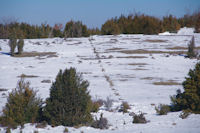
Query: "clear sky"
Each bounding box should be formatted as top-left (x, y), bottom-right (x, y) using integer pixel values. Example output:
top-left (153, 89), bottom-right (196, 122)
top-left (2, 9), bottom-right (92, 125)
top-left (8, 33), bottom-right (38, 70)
top-left (0, 0), bottom-right (200, 28)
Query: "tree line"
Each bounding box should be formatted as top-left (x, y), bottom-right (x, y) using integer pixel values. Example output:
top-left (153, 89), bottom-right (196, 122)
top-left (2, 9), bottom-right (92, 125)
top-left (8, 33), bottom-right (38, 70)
top-left (0, 11), bottom-right (199, 39)
top-left (102, 12), bottom-right (200, 35)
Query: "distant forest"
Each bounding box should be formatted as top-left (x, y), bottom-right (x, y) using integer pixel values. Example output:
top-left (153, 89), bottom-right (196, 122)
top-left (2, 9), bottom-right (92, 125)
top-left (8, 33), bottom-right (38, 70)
top-left (0, 12), bottom-right (200, 39)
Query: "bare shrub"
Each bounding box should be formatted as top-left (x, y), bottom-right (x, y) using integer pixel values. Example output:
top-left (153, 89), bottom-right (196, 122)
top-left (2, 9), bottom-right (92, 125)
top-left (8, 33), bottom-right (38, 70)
top-left (92, 113), bottom-right (108, 129)
top-left (103, 97), bottom-right (113, 111)
top-left (133, 112), bottom-right (148, 124)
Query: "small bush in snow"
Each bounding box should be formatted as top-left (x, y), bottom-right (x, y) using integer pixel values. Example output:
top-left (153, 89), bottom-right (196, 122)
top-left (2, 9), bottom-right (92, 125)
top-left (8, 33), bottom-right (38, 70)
top-left (91, 98), bottom-right (104, 112)
top-left (133, 112), bottom-right (148, 124)
top-left (91, 101), bottom-right (100, 113)
top-left (104, 97), bottom-right (113, 111)
top-left (0, 77), bottom-right (42, 128)
top-left (179, 111), bottom-right (191, 119)
top-left (43, 67), bottom-right (93, 126)
top-left (155, 104), bottom-right (170, 115)
top-left (63, 127), bottom-right (69, 133)
top-left (119, 101), bottom-right (130, 113)
top-left (36, 121), bottom-right (47, 128)
top-left (92, 113), bottom-right (109, 129)
top-left (170, 62), bottom-right (200, 114)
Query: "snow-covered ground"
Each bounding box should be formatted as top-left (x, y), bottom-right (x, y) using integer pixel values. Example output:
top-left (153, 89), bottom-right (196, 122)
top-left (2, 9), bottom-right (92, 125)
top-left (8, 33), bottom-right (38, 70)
top-left (0, 28), bottom-right (200, 132)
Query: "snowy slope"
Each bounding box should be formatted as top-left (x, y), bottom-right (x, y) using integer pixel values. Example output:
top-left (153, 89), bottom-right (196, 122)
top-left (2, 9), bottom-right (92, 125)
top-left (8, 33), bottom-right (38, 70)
top-left (0, 29), bottom-right (200, 132)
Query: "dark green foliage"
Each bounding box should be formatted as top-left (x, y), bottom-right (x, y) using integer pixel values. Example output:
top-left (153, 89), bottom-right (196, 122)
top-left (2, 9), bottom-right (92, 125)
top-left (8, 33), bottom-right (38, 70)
top-left (17, 39), bottom-right (24, 54)
top-left (64, 21), bottom-right (89, 38)
top-left (170, 62), bottom-right (200, 113)
top-left (155, 104), bottom-right (170, 115)
top-left (91, 113), bottom-right (108, 129)
top-left (87, 28), bottom-right (101, 35)
top-left (162, 15), bottom-right (181, 32)
top-left (119, 101), bottom-right (130, 113)
top-left (132, 112), bottom-right (148, 124)
top-left (43, 67), bottom-right (93, 126)
top-left (195, 14), bottom-right (200, 33)
top-left (6, 128), bottom-right (11, 133)
top-left (53, 24), bottom-right (63, 38)
top-left (101, 18), bottom-right (120, 35)
top-left (187, 36), bottom-right (196, 58)
top-left (0, 78), bottom-right (42, 128)
top-left (8, 34), bottom-right (17, 56)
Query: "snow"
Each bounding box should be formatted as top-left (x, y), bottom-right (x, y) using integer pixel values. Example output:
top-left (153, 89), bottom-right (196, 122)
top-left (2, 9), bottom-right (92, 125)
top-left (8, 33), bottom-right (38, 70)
top-left (177, 27), bottom-right (195, 35)
top-left (158, 31), bottom-right (171, 35)
top-left (0, 29), bottom-right (200, 132)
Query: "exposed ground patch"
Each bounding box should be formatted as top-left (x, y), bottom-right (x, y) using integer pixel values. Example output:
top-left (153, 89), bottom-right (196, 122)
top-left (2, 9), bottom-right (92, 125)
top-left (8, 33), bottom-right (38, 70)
top-left (153, 80), bottom-right (181, 86)
top-left (18, 74), bottom-right (39, 78)
top-left (144, 39), bottom-right (168, 43)
top-left (128, 63), bottom-right (148, 66)
top-left (107, 48), bottom-right (125, 51)
top-left (117, 49), bottom-right (186, 55)
top-left (13, 52), bottom-right (57, 58)
top-left (116, 56), bottom-right (147, 59)
top-left (166, 46), bottom-right (200, 50)
top-left (132, 68), bottom-right (149, 71)
top-left (0, 88), bottom-right (8, 92)
top-left (41, 80), bottom-right (51, 83)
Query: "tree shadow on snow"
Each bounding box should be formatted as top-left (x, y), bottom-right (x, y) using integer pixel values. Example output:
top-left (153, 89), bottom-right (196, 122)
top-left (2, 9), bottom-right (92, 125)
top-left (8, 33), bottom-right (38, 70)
top-left (0, 52), bottom-right (11, 56)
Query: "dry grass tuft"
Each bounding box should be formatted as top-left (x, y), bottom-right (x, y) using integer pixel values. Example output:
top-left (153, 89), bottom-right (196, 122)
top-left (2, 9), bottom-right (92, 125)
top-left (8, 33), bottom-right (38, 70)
top-left (13, 52), bottom-right (57, 58)
top-left (128, 63), bottom-right (148, 66)
top-left (118, 49), bottom-right (186, 55)
top-left (18, 74), bottom-right (39, 78)
top-left (116, 56), bottom-right (147, 59)
top-left (153, 80), bottom-right (181, 86)
top-left (145, 39), bottom-right (168, 43)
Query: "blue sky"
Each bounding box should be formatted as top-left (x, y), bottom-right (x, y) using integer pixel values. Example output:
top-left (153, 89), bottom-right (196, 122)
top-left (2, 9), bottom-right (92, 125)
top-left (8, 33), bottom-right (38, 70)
top-left (0, 0), bottom-right (199, 28)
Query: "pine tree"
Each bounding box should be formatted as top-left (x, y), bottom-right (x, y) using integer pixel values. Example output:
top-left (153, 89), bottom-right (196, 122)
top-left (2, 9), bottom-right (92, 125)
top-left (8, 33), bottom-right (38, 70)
top-left (170, 62), bottom-right (200, 113)
top-left (0, 78), bottom-right (42, 128)
top-left (187, 36), bottom-right (196, 58)
top-left (43, 67), bottom-right (93, 126)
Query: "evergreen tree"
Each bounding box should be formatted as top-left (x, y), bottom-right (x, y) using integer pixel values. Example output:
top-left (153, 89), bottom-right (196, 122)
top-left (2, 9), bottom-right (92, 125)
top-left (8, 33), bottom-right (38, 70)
top-left (187, 36), bottom-right (196, 58)
top-left (43, 67), bottom-right (93, 126)
top-left (17, 39), bottom-right (24, 54)
top-left (8, 31), bottom-right (17, 56)
top-left (170, 62), bottom-right (200, 113)
top-left (0, 78), bottom-right (42, 128)
top-left (101, 19), bottom-right (120, 35)
top-left (195, 14), bottom-right (200, 33)
top-left (64, 21), bottom-right (88, 38)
